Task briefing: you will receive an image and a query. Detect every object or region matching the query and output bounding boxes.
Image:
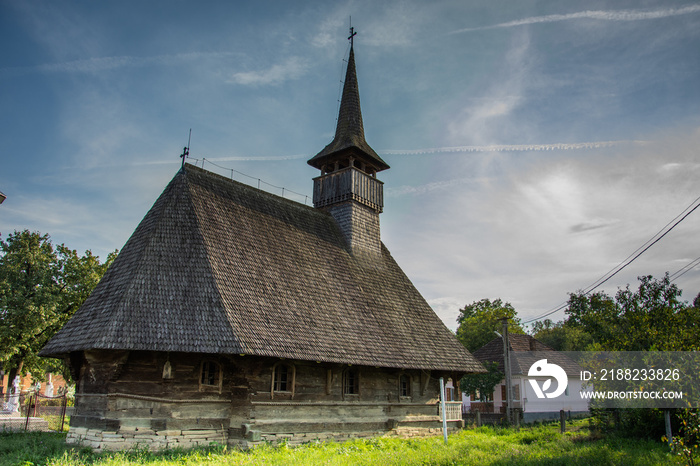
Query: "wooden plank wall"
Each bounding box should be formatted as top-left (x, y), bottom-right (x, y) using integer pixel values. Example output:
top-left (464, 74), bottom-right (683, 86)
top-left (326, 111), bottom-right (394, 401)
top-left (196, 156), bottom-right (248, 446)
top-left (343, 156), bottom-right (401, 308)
top-left (70, 350), bottom-right (461, 444)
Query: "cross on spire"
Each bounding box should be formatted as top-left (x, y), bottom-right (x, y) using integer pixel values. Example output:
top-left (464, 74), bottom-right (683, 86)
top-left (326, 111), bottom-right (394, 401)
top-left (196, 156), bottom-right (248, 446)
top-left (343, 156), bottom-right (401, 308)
top-left (180, 146), bottom-right (189, 168)
top-left (348, 26), bottom-right (357, 47)
top-left (180, 129), bottom-right (192, 169)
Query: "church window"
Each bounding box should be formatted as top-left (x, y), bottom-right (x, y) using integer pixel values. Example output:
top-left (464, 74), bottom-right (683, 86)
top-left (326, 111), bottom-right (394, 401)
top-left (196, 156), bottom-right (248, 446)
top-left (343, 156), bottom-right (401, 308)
top-left (399, 374), bottom-right (411, 397)
top-left (343, 369), bottom-right (359, 395)
top-left (271, 362), bottom-right (295, 398)
top-left (200, 361), bottom-right (220, 387)
top-left (274, 364), bottom-right (289, 392)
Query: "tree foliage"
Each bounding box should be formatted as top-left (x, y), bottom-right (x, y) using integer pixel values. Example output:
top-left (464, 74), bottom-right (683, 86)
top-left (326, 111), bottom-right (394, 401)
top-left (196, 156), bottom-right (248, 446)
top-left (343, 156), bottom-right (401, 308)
top-left (666, 408), bottom-right (700, 466)
top-left (530, 275), bottom-right (700, 441)
top-left (531, 275), bottom-right (699, 352)
top-left (459, 361), bottom-right (503, 402)
top-left (0, 230), bottom-right (117, 383)
top-left (564, 274), bottom-right (699, 351)
top-left (456, 298), bottom-right (525, 353)
top-left (529, 318), bottom-right (594, 351)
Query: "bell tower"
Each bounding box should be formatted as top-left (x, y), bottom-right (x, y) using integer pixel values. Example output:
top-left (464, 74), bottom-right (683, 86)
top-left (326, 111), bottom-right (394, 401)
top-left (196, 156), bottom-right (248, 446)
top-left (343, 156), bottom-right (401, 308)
top-left (308, 32), bottom-right (390, 257)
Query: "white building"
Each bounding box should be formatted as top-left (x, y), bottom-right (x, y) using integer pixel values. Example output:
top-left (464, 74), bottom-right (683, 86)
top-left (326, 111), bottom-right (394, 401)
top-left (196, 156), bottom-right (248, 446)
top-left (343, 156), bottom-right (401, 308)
top-left (465, 334), bottom-right (590, 422)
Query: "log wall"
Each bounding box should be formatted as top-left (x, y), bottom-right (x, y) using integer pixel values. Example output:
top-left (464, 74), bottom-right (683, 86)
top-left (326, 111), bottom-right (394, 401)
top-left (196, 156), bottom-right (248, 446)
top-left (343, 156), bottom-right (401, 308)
top-left (68, 350), bottom-right (464, 450)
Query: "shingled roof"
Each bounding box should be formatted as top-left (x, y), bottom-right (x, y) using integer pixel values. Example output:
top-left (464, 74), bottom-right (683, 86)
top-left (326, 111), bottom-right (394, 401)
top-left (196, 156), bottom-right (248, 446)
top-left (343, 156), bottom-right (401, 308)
top-left (41, 164), bottom-right (482, 373)
top-left (473, 334), bottom-right (580, 376)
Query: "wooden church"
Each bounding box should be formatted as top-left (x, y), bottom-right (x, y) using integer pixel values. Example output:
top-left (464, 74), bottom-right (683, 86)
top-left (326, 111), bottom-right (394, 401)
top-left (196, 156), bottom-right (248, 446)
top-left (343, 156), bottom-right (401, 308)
top-left (40, 40), bottom-right (483, 450)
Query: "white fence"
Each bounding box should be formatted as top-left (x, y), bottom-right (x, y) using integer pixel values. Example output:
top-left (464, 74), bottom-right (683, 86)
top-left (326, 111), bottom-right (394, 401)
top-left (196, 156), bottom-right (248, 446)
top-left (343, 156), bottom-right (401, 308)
top-left (439, 401), bottom-right (463, 421)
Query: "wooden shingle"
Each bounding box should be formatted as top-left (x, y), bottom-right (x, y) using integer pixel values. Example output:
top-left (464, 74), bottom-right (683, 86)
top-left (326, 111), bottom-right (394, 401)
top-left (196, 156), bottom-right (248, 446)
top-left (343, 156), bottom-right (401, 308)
top-left (41, 164), bottom-right (482, 373)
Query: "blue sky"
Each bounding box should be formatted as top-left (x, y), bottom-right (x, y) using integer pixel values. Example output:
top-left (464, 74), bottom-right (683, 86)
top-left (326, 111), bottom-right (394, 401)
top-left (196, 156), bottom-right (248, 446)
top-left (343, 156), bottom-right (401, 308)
top-left (1, 0), bottom-right (699, 329)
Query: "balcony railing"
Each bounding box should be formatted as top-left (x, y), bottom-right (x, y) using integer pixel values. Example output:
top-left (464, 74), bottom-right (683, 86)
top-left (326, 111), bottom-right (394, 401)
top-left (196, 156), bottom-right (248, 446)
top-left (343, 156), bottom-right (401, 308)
top-left (313, 167), bottom-right (384, 212)
top-left (438, 401), bottom-right (463, 421)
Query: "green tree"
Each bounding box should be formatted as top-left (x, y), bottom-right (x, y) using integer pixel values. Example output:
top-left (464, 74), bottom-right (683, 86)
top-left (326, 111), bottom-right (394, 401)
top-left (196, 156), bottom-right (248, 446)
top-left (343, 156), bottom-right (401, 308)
top-left (558, 275), bottom-right (699, 440)
top-left (530, 318), bottom-right (594, 351)
top-left (667, 408), bottom-right (700, 466)
top-left (460, 361), bottom-right (503, 402)
top-left (456, 298), bottom-right (525, 353)
top-left (565, 275), bottom-right (698, 351)
top-left (0, 230), bottom-right (116, 387)
top-left (564, 290), bottom-right (618, 349)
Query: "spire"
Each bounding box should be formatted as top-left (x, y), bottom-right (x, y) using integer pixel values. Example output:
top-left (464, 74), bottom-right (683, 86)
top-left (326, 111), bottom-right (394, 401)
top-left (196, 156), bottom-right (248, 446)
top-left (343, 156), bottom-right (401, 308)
top-left (308, 29), bottom-right (387, 256)
top-left (308, 40), bottom-right (389, 173)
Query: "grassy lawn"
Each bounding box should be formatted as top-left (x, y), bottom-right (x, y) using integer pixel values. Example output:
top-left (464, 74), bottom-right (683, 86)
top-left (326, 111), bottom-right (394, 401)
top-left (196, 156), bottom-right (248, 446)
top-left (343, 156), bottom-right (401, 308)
top-left (0, 420), bottom-right (681, 466)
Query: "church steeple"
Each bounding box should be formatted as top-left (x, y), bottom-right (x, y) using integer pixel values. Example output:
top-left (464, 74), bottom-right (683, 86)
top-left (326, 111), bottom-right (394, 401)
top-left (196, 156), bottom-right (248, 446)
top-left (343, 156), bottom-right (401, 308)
top-left (308, 32), bottom-right (387, 257)
top-left (307, 43), bottom-right (389, 175)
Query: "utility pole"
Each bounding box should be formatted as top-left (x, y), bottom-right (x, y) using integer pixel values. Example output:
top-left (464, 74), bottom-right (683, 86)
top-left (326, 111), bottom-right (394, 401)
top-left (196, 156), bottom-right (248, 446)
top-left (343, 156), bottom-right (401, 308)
top-left (439, 377), bottom-right (448, 444)
top-left (502, 318), bottom-right (513, 425)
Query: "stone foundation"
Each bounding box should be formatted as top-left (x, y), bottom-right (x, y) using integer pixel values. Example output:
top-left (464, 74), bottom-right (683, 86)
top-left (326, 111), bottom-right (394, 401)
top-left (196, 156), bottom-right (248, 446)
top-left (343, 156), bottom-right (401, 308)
top-left (67, 423), bottom-right (463, 451)
top-left (247, 425), bottom-right (461, 447)
top-left (66, 426), bottom-right (228, 451)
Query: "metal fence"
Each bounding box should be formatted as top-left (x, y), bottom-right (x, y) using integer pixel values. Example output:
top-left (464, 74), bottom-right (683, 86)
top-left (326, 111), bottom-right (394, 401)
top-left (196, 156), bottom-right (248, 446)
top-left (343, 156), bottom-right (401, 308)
top-left (24, 393), bottom-right (68, 432)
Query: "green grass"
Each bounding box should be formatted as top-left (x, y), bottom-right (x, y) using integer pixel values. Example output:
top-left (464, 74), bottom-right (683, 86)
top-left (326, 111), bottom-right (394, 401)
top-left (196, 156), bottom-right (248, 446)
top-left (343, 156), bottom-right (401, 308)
top-left (0, 420), bottom-right (681, 466)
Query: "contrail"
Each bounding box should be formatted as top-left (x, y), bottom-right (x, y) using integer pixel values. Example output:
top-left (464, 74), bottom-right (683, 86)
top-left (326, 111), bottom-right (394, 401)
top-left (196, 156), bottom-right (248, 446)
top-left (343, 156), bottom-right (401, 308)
top-left (0, 51), bottom-right (234, 76)
top-left (129, 140), bottom-right (648, 167)
top-left (380, 140), bottom-right (647, 155)
top-left (450, 5), bottom-right (700, 33)
top-left (187, 141), bottom-right (648, 162)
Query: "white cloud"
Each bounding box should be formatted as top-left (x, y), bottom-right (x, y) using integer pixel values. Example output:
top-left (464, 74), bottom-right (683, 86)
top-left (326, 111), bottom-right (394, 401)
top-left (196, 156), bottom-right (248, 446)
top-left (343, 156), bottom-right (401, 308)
top-left (227, 57), bottom-right (309, 86)
top-left (450, 4), bottom-right (700, 33)
top-left (310, 1), bottom-right (428, 49)
top-left (361, 2), bottom-right (425, 47)
top-left (312, 17), bottom-right (345, 49)
top-left (444, 32), bottom-right (536, 146)
top-left (0, 194), bottom-right (125, 257)
top-left (384, 126), bottom-right (700, 324)
top-left (387, 178), bottom-right (473, 197)
top-left (427, 297), bottom-right (464, 332)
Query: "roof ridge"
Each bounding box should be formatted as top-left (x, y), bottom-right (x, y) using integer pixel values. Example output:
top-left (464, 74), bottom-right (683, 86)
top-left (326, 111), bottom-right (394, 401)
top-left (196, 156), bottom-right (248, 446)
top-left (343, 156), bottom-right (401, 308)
top-left (184, 163), bottom-right (316, 212)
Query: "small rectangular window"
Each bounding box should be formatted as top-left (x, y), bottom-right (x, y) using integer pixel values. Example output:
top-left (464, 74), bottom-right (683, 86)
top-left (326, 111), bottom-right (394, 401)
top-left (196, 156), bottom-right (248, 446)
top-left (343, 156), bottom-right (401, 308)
top-left (399, 374), bottom-right (411, 397)
top-left (274, 365), bottom-right (289, 392)
top-left (344, 370), bottom-right (359, 395)
top-left (201, 361), bottom-right (219, 386)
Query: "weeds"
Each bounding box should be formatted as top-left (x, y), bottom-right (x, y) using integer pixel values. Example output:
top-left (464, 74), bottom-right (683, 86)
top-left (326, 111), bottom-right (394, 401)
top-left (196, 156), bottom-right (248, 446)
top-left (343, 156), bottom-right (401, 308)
top-left (0, 420), bottom-right (680, 466)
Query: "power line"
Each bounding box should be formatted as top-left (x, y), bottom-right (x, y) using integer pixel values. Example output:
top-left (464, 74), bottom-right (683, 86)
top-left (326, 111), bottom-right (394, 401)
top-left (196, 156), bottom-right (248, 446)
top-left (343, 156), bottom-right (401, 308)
top-left (523, 195), bottom-right (700, 324)
top-left (580, 197), bottom-right (700, 295)
top-left (580, 195), bottom-right (700, 295)
top-left (522, 302), bottom-right (568, 325)
top-left (669, 255), bottom-right (700, 282)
